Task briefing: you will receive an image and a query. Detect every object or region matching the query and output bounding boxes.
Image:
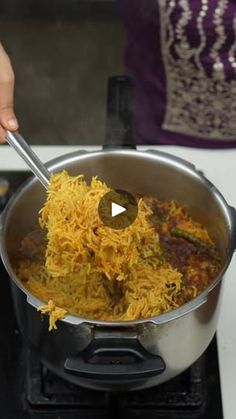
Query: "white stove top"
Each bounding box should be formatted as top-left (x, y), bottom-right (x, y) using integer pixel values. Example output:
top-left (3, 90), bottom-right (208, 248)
top-left (1, 143), bottom-right (235, 418)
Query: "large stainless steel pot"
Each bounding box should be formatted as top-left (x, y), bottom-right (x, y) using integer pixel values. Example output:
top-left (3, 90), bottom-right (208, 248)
top-left (0, 147), bottom-right (235, 392)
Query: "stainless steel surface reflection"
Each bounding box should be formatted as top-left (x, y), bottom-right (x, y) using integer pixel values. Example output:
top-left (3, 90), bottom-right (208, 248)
top-left (0, 148), bottom-right (235, 391)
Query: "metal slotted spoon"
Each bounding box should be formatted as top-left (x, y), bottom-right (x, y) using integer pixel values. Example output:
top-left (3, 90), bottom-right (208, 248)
top-left (5, 130), bottom-right (51, 189)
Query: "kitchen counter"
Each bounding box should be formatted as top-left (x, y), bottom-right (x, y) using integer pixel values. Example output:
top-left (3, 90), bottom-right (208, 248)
top-left (1, 144), bottom-right (235, 418)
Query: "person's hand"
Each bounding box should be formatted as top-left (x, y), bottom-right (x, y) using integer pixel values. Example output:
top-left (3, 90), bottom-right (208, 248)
top-left (0, 43), bottom-right (18, 143)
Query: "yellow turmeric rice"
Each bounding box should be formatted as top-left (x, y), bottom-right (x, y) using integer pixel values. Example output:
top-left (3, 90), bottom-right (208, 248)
top-left (17, 171), bottom-right (221, 330)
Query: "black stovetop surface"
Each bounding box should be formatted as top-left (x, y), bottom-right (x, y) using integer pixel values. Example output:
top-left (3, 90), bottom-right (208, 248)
top-left (0, 171), bottom-right (223, 419)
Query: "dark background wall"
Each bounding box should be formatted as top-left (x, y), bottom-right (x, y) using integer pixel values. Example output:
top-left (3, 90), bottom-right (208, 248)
top-left (0, 0), bottom-right (124, 145)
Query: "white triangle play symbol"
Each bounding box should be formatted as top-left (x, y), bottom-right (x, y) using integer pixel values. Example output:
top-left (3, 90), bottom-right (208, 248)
top-left (111, 202), bottom-right (126, 217)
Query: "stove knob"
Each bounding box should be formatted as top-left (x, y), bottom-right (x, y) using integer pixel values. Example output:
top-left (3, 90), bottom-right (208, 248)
top-left (0, 178), bottom-right (10, 211)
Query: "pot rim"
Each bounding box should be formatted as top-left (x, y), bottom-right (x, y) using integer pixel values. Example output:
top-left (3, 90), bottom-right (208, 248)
top-left (0, 148), bottom-right (234, 326)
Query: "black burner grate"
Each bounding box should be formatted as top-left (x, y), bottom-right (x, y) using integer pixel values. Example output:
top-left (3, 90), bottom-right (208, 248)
top-left (24, 337), bottom-right (222, 419)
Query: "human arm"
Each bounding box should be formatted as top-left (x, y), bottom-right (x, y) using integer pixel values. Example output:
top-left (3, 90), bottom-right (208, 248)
top-left (0, 43), bottom-right (18, 143)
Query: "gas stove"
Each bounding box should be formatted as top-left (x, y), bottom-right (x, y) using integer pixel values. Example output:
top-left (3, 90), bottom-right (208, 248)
top-left (0, 169), bottom-right (223, 419)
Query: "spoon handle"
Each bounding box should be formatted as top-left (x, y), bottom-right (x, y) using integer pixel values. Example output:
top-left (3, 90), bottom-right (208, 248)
top-left (5, 130), bottom-right (51, 189)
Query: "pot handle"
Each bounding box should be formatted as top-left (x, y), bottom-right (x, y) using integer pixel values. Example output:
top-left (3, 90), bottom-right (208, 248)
top-left (103, 75), bottom-right (136, 150)
top-left (64, 337), bottom-right (165, 380)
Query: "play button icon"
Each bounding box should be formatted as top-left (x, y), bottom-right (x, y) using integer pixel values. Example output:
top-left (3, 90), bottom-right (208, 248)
top-left (98, 189), bottom-right (138, 229)
top-left (111, 202), bottom-right (126, 217)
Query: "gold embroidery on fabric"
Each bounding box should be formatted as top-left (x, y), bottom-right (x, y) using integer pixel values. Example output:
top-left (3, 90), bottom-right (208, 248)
top-left (194, 0), bottom-right (208, 72)
top-left (229, 15), bottom-right (236, 71)
top-left (174, 0), bottom-right (193, 60)
top-left (210, 0), bottom-right (228, 78)
top-left (159, 0), bottom-right (236, 141)
top-left (166, 0), bottom-right (175, 49)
